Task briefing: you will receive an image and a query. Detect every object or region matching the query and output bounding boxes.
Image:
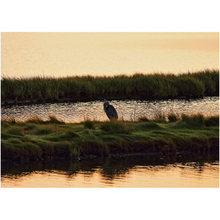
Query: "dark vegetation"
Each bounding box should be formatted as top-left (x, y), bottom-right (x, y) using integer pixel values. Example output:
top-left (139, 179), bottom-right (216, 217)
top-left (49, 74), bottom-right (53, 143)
top-left (1, 114), bottom-right (219, 161)
top-left (2, 155), bottom-right (218, 181)
top-left (1, 69), bottom-right (219, 104)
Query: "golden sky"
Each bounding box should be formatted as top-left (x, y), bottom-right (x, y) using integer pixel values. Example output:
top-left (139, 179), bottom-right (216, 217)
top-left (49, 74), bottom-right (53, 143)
top-left (1, 32), bottom-right (219, 77)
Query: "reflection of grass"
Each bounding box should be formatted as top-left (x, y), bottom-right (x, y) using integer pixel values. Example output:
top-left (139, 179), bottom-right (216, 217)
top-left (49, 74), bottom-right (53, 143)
top-left (1, 114), bottom-right (219, 161)
top-left (1, 69), bottom-right (219, 102)
top-left (2, 156), bottom-right (217, 183)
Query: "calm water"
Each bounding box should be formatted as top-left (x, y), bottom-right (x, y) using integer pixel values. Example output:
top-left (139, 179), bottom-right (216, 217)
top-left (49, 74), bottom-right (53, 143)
top-left (1, 33), bottom-right (219, 78)
top-left (1, 156), bottom-right (219, 188)
top-left (1, 97), bottom-right (219, 122)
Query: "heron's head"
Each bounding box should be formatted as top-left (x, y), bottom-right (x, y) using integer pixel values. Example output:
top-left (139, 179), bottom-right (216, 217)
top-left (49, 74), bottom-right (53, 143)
top-left (103, 99), bottom-right (109, 108)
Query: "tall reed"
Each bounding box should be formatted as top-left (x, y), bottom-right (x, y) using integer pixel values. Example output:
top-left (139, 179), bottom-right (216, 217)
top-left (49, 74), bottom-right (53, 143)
top-left (1, 69), bottom-right (218, 102)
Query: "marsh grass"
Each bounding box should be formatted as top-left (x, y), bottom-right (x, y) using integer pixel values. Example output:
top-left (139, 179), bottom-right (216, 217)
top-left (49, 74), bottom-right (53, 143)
top-left (138, 116), bottom-right (150, 122)
top-left (204, 116), bottom-right (219, 127)
top-left (47, 115), bottom-right (65, 124)
top-left (24, 115), bottom-right (64, 124)
top-left (8, 127), bottom-right (24, 136)
top-left (153, 111), bottom-right (167, 123)
top-left (100, 120), bottom-right (132, 134)
top-left (1, 114), bottom-right (219, 159)
top-left (84, 119), bottom-right (96, 130)
top-left (168, 113), bottom-right (179, 122)
top-left (137, 122), bottom-right (163, 131)
top-left (181, 113), bottom-right (205, 127)
top-left (1, 114), bottom-right (219, 160)
top-left (25, 116), bottom-right (45, 124)
top-left (35, 128), bottom-right (52, 135)
top-left (1, 69), bottom-right (218, 102)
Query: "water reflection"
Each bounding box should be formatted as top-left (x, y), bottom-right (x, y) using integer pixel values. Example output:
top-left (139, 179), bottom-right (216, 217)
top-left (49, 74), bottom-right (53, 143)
top-left (1, 155), bottom-right (219, 187)
top-left (1, 96), bottom-right (219, 122)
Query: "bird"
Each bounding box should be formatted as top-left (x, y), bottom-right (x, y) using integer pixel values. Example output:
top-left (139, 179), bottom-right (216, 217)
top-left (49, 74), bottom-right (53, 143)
top-left (103, 100), bottom-right (118, 120)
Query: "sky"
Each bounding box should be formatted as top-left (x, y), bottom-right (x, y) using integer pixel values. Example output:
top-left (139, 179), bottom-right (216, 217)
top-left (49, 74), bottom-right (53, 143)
top-left (1, 32), bottom-right (219, 78)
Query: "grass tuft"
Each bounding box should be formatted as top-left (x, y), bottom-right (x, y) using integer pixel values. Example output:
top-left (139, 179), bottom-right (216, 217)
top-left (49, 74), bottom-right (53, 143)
top-left (25, 116), bottom-right (45, 124)
top-left (84, 119), bottom-right (96, 130)
top-left (47, 115), bottom-right (65, 124)
top-left (100, 120), bottom-right (132, 134)
top-left (137, 122), bottom-right (163, 131)
top-left (35, 128), bottom-right (52, 135)
top-left (153, 111), bottom-right (167, 123)
top-left (204, 116), bottom-right (219, 127)
top-left (181, 113), bottom-right (205, 127)
top-left (138, 116), bottom-right (150, 122)
top-left (168, 113), bottom-right (179, 122)
top-left (8, 127), bottom-right (24, 136)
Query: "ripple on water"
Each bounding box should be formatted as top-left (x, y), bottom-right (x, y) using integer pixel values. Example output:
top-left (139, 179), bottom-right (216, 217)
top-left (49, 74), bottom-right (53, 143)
top-left (1, 97), bottom-right (219, 122)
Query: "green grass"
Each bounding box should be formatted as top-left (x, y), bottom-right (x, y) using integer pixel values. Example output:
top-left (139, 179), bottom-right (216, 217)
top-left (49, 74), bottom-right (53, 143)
top-left (1, 69), bottom-right (219, 102)
top-left (100, 120), bottom-right (132, 134)
top-left (1, 114), bottom-right (219, 161)
top-left (168, 113), bottom-right (179, 122)
top-left (83, 119), bottom-right (96, 130)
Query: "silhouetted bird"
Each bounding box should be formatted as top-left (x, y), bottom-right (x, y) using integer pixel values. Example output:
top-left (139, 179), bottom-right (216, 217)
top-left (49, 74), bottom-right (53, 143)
top-left (103, 100), bottom-right (118, 120)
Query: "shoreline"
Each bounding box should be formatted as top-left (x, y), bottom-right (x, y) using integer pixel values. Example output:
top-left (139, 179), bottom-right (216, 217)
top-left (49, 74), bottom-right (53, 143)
top-left (1, 149), bottom-right (219, 164)
top-left (1, 95), bottom-right (219, 107)
top-left (2, 147), bottom-right (218, 163)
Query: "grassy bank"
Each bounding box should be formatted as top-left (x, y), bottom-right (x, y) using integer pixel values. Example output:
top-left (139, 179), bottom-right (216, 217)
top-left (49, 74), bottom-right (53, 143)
top-left (1, 114), bottom-right (219, 161)
top-left (1, 69), bottom-right (219, 104)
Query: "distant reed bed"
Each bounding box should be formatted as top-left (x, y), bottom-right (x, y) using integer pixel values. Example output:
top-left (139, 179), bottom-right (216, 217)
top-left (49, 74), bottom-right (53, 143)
top-left (1, 69), bottom-right (219, 102)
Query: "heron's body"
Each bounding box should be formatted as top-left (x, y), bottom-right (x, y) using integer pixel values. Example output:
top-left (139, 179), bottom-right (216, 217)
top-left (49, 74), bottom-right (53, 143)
top-left (103, 100), bottom-right (118, 120)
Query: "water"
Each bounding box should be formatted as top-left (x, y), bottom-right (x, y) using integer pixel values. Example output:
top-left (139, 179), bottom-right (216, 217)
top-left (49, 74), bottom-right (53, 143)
top-left (1, 156), bottom-right (219, 188)
top-left (1, 97), bottom-right (219, 188)
top-left (1, 33), bottom-right (219, 78)
top-left (1, 96), bottom-right (219, 122)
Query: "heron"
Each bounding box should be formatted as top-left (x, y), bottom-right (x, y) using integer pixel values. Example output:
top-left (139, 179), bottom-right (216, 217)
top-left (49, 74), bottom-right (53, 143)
top-left (103, 100), bottom-right (118, 120)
